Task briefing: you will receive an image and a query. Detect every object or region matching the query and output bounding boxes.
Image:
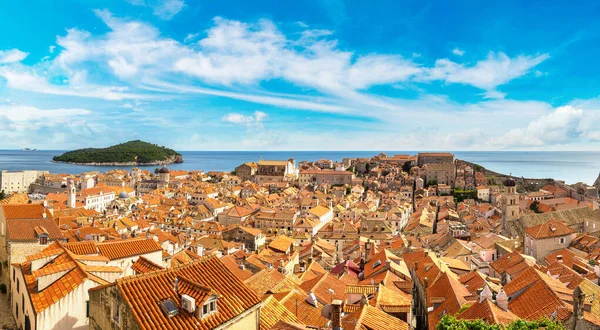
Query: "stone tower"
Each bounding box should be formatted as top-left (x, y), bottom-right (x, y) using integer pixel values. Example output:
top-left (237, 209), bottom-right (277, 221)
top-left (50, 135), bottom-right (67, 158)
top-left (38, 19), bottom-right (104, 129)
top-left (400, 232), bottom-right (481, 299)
top-left (502, 177), bottom-right (520, 233)
top-left (158, 166), bottom-right (170, 183)
top-left (67, 179), bottom-right (76, 208)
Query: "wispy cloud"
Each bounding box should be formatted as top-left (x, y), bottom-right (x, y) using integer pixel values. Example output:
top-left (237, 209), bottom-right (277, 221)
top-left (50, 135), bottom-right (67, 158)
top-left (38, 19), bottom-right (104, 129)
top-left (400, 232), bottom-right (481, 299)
top-left (127, 0), bottom-right (186, 20)
top-left (222, 111), bottom-right (268, 127)
top-left (452, 48), bottom-right (465, 56)
top-left (0, 49), bottom-right (28, 64)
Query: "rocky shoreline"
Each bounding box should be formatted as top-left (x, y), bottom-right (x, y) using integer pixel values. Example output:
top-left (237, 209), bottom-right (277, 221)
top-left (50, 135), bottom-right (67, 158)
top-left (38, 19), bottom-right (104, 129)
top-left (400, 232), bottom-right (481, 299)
top-left (52, 159), bottom-right (182, 166)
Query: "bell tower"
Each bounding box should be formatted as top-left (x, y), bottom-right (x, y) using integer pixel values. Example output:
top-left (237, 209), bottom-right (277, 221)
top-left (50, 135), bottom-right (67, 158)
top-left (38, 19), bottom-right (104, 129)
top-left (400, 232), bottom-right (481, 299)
top-left (502, 176), bottom-right (520, 233)
top-left (67, 179), bottom-right (76, 208)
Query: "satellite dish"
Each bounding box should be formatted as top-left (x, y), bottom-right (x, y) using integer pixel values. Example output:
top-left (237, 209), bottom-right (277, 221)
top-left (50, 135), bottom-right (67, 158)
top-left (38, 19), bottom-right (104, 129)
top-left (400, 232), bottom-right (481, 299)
top-left (321, 304), bottom-right (334, 319)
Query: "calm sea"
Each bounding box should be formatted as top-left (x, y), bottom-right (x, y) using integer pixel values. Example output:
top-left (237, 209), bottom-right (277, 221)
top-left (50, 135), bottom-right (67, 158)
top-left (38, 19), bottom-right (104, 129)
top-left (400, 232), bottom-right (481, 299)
top-left (0, 150), bottom-right (598, 185)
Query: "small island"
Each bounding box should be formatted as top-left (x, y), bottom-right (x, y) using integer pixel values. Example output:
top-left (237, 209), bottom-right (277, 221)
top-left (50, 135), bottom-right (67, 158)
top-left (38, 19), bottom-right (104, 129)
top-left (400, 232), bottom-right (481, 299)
top-left (52, 140), bottom-right (183, 166)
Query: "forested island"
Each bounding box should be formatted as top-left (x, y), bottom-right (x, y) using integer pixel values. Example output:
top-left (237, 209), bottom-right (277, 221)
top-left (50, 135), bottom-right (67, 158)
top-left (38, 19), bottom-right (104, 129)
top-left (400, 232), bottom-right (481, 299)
top-left (52, 140), bottom-right (183, 165)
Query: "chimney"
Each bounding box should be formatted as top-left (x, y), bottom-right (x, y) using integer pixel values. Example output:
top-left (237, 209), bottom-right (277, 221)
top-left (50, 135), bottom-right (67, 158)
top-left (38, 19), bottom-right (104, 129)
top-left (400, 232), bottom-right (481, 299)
top-left (364, 240), bottom-right (372, 262)
top-left (174, 277), bottom-right (179, 294)
top-left (331, 299), bottom-right (343, 330)
top-left (496, 289), bottom-right (508, 311)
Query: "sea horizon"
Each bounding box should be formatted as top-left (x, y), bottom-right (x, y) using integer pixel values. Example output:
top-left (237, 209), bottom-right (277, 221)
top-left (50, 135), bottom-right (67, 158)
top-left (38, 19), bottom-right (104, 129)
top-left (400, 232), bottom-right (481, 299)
top-left (1, 149), bottom-right (599, 185)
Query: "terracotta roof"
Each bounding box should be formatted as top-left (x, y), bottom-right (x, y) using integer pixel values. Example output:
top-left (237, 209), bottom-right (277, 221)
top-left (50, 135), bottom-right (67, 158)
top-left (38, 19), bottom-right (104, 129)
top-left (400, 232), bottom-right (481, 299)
top-left (342, 304), bottom-right (408, 330)
top-left (0, 193), bottom-right (30, 205)
top-left (268, 235), bottom-right (294, 253)
top-left (219, 255), bottom-right (253, 281)
top-left (15, 242), bottom-right (112, 314)
top-left (504, 267), bottom-right (573, 321)
top-left (489, 251), bottom-right (527, 276)
top-left (2, 204), bottom-right (47, 219)
top-left (458, 298), bottom-right (519, 325)
top-left (101, 256), bottom-right (261, 330)
top-left (131, 256), bottom-right (165, 274)
top-left (6, 218), bottom-right (63, 241)
top-left (96, 238), bottom-right (162, 260)
top-left (271, 320), bottom-right (310, 330)
top-left (279, 289), bottom-right (327, 327)
top-left (426, 272), bottom-right (471, 329)
top-left (525, 219), bottom-right (575, 239)
top-left (64, 241), bottom-right (98, 255)
top-left (244, 269), bottom-right (286, 296)
top-left (260, 296), bottom-right (299, 330)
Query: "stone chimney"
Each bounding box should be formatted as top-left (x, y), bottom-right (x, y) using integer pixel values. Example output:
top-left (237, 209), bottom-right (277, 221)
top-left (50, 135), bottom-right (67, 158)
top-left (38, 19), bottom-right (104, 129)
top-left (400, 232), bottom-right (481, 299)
top-left (479, 284), bottom-right (492, 303)
top-left (496, 288), bottom-right (508, 311)
top-left (331, 299), bottom-right (343, 330)
top-left (573, 286), bottom-right (585, 321)
top-left (311, 195), bottom-right (319, 207)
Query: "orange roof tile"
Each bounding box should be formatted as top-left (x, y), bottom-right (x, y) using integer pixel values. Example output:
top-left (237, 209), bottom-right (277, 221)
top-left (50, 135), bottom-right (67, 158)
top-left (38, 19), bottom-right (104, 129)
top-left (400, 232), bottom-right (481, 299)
top-left (525, 219), bottom-right (575, 239)
top-left (100, 256), bottom-right (261, 330)
top-left (2, 204), bottom-right (47, 219)
top-left (96, 238), bottom-right (162, 260)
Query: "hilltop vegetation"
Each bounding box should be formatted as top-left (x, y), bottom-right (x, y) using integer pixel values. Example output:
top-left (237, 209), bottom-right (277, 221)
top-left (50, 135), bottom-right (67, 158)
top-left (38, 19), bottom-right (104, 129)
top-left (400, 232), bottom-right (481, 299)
top-left (52, 140), bottom-right (183, 165)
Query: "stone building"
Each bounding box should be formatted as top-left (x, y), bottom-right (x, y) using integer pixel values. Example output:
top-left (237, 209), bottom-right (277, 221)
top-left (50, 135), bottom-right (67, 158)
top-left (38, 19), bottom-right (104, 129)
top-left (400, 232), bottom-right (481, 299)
top-left (298, 169), bottom-right (355, 186)
top-left (254, 159), bottom-right (297, 184)
top-left (524, 219), bottom-right (577, 261)
top-left (417, 152), bottom-right (455, 167)
top-left (423, 163), bottom-right (456, 187)
top-left (0, 170), bottom-right (47, 194)
top-left (235, 162), bottom-right (257, 182)
top-left (222, 226), bottom-right (265, 252)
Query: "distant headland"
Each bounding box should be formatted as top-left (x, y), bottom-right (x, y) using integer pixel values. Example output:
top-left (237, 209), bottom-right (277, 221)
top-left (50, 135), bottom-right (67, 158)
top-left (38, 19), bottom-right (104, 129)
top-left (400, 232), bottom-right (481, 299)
top-left (52, 140), bottom-right (183, 166)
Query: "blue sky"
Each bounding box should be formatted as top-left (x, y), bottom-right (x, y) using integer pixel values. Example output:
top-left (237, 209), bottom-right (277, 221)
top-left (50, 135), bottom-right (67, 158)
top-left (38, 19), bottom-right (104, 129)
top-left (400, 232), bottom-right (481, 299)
top-left (1, 0), bottom-right (600, 151)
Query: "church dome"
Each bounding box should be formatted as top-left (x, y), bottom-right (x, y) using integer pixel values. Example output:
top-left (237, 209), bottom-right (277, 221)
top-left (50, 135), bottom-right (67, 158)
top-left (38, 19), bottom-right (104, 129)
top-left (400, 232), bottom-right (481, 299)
top-left (159, 166), bottom-right (169, 174)
top-left (503, 177), bottom-right (516, 187)
top-left (118, 191), bottom-right (128, 199)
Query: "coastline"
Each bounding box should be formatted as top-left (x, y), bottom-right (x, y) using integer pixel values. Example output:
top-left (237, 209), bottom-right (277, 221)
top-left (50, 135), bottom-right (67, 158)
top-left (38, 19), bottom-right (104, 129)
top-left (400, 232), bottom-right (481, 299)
top-left (51, 159), bottom-right (183, 166)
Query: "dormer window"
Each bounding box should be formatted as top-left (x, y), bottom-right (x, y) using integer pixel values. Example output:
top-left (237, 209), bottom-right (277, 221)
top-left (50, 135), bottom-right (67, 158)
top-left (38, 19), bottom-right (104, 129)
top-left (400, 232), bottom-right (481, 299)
top-left (201, 295), bottom-right (218, 317)
top-left (39, 234), bottom-right (48, 245)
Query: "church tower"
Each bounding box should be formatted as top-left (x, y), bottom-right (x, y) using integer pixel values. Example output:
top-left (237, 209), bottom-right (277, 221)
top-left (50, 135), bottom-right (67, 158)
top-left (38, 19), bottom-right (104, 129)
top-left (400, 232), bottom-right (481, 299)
top-left (67, 179), bottom-right (76, 208)
top-left (158, 166), bottom-right (170, 183)
top-left (502, 177), bottom-right (520, 233)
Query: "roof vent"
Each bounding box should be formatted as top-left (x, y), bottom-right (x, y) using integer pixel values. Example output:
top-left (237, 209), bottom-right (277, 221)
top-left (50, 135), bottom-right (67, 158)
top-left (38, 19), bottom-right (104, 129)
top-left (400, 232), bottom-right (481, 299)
top-left (373, 260), bottom-right (382, 268)
top-left (159, 299), bottom-right (179, 318)
top-left (306, 292), bottom-right (318, 308)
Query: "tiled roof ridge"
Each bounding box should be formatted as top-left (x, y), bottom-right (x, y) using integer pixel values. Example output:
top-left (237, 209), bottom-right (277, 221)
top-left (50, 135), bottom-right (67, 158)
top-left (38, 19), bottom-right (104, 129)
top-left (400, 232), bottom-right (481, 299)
top-left (117, 254), bottom-right (216, 285)
top-left (177, 275), bottom-right (213, 295)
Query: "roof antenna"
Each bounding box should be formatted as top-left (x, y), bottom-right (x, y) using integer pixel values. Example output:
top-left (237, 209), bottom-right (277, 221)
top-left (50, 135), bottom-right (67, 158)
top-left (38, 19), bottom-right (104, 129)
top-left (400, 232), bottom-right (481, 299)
top-left (174, 277), bottom-right (179, 294)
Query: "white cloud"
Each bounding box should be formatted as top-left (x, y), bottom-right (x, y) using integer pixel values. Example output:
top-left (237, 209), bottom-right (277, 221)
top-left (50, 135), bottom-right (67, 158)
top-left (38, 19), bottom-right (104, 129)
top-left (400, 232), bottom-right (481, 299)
top-left (0, 49), bottom-right (28, 64)
top-left (491, 105), bottom-right (600, 148)
top-left (423, 52), bottom-right (549, 91)
top-left (0, 104), bottom-right (99, 148)
top-left (183, 33), bottom-right (198, 43)
top-left (452, 48), bottom-right (465, 56)
top-left (222, 110), bottom-right (268, 127)
top-left (0, 66), bottom-right (146, 100)
top-left (127, 0), bottom-right (185, 20)
top-left (49, 46), bottom-right (56, 53)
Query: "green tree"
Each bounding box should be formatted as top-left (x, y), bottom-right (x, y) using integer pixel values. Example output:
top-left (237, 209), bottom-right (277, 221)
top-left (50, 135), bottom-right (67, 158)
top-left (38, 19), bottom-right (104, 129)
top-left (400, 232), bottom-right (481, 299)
top-left (436, 315), bottom-right (565, 330)
top-left (0, 190), bottom-right (6, 200)
top-left (530, 201), bottom-right (542, 213)
top-left (402, 161), bottom-right (413, 173)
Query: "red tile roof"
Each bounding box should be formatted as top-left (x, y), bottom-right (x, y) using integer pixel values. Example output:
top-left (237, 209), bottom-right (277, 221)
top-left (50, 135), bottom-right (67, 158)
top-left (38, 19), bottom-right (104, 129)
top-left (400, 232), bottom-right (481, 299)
top-left (525, 219), bottom-right (575, 239)
top-left (98, 256), bottom-right (261, 330)
top-left (131, 256), bottom-right (165, 274)
top-left (2, 204), bottom-right (47, 219)
top-left (6, 218), bottom-right (63, 241)
top-left (96, 238), bottom-right (162, 260)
